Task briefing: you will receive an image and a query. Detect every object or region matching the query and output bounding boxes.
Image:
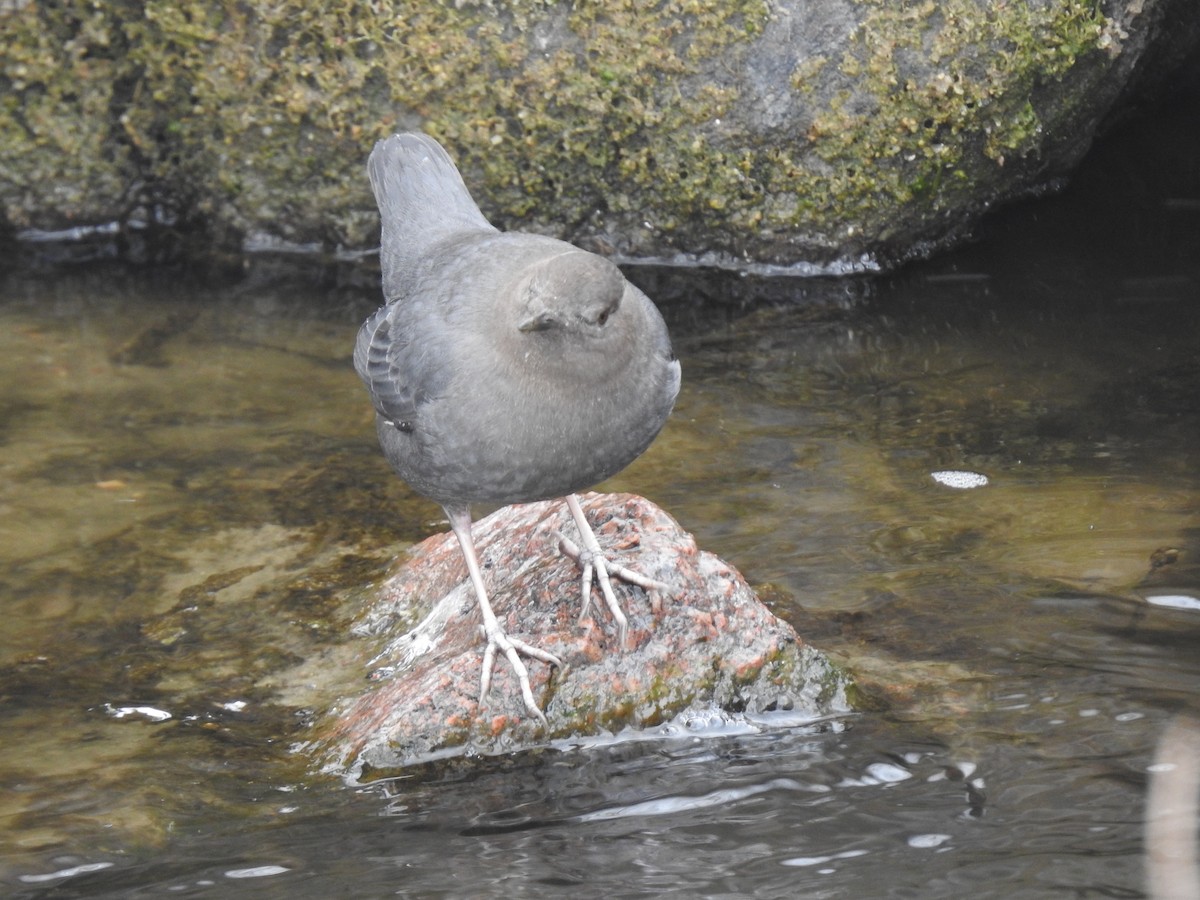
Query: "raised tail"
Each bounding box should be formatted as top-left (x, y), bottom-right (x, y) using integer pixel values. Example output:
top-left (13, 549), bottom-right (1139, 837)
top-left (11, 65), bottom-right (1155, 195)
top-left (367, 133), bottom-right (497, 300)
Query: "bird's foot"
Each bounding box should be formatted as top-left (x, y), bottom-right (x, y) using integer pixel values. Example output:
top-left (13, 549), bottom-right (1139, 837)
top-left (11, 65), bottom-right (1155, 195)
top-left (557, 532), bottom-right (668, 649)
top-left (479, 624), bottom-right (562, 726)
top-left (446, 506), bottom-right (563, 726)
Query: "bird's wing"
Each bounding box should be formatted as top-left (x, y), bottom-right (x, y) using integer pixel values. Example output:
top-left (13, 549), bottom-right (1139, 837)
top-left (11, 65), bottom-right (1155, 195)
top-left (353, 301), bottom-right (441, 424)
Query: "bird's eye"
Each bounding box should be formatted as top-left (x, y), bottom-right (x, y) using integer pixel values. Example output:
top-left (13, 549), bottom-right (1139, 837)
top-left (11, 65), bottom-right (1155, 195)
top-left (597, 310), bottom-right (609, 326)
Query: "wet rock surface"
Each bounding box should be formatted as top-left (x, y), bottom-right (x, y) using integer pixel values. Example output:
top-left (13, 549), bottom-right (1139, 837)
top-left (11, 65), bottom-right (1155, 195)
top-left (313, 493), bottom-right (851, 777)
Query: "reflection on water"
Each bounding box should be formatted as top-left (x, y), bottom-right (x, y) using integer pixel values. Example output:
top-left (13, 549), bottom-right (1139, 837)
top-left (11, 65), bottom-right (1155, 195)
top-left (3, 105), bottom-right (1200, 899)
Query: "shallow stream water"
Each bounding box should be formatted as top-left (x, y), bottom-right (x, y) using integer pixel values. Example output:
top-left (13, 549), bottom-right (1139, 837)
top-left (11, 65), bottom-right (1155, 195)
top-left (2, 97), bottom-right (1199, 898)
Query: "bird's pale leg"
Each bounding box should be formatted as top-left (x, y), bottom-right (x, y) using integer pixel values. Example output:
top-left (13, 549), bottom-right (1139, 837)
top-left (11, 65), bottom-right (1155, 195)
top-left (445, 507), bottom-right (561, 724)
top-left (561, 493), bottom-right (669, 649)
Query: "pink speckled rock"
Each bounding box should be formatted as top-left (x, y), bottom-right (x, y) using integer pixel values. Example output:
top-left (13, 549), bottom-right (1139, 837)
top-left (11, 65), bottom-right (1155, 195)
top-left (315, 493), bottom-right (848, 776)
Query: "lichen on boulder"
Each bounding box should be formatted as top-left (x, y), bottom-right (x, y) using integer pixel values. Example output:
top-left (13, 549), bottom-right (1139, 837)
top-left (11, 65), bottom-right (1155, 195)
top-left (2, 0), bottom-right (1193, 268)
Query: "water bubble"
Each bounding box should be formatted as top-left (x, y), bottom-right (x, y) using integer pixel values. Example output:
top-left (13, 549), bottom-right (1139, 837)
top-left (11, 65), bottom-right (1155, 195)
top-left (931, 470), bottom-right (990, 489)
top-left (225, 865), bottom-right (291, 879)
top-left (1144, 593), bottom-right (1200, 611)
top-left (907, 833), bottom-right (951, 849)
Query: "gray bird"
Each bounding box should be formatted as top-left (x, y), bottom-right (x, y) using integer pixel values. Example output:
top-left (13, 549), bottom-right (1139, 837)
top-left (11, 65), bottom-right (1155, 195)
top-left (354, 133), bottom-right (681, 723)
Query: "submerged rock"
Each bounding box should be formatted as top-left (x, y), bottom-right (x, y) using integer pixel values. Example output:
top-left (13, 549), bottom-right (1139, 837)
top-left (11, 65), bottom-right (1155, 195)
top-left (313, 493), bottom-right (850, 777)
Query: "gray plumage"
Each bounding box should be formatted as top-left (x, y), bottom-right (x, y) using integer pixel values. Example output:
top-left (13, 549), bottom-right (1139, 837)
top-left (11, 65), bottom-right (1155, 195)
top-left (355, 133), bottom-right (680, 510)
top-left (354, 132), bottom-right (680, 722)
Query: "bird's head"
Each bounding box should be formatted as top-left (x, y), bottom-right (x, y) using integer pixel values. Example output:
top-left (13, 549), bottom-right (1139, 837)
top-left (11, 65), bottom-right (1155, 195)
top-left (515, 249), bottom-right (625, 339)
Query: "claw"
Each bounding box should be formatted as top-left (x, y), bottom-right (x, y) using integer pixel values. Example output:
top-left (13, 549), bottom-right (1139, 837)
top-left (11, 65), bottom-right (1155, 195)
top-left (561, 494), bottom-right (669, 648)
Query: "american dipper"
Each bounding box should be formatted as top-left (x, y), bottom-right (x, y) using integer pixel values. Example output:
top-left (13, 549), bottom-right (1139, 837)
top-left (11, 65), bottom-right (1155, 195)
top-left (355, 133), bottom-right (681, 723)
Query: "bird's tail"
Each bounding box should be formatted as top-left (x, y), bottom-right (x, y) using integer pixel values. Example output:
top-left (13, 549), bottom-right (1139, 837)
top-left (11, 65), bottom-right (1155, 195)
top-left (367, 133), bottom-right (497, 299)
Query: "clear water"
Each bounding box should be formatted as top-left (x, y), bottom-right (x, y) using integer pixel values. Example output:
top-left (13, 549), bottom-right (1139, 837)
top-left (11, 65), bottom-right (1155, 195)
top-left (2, 96), bottom-right (1199, 898)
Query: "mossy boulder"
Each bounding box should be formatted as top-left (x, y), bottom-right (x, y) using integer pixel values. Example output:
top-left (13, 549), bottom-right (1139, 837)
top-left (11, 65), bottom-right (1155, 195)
top-left (1, 0), bottom-right (1196, 269)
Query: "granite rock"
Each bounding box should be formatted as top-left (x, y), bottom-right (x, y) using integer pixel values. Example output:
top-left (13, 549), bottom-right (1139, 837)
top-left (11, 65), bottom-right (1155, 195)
top-left (314, 493), bottom-right (850, 777)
